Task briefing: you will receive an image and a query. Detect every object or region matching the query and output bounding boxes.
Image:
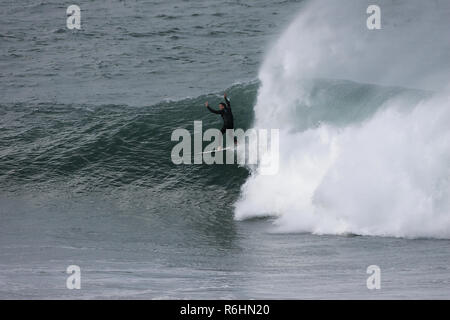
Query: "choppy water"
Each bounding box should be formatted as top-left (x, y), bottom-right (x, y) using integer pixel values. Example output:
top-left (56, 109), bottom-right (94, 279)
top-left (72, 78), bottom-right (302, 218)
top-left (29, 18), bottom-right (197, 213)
top-left (1, 0), bottom-right (450, 299)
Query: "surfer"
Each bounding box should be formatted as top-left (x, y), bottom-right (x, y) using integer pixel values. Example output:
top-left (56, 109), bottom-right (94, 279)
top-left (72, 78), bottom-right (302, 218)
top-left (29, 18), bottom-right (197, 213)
top-left (205, 93), bottom-right (238, 147)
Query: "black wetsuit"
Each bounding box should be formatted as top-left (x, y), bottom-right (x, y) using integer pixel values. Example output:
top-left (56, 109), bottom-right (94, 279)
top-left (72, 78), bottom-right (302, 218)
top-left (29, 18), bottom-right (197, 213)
top-left (207, 97), bottom-right (234, 134)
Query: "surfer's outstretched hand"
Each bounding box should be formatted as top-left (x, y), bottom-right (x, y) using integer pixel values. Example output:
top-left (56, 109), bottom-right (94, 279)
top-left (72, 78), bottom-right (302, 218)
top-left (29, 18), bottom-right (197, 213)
top-left (224, 93), bottom-right (227, 98)
top-left (205, 101), bottom-right (209, 107)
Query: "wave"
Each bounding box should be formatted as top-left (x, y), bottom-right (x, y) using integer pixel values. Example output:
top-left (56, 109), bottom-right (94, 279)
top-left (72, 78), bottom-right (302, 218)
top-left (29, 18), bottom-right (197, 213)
top-left (234, 0), bottom-right (450, 239)
top-left (2, 0), bottom-right (450, 239)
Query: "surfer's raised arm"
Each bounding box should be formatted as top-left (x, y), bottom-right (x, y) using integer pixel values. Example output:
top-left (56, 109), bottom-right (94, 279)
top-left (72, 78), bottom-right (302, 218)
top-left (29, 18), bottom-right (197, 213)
top-left (224, 93), bottom-right (231, 109)
top-left (205, 101), bottom-right (222, 114)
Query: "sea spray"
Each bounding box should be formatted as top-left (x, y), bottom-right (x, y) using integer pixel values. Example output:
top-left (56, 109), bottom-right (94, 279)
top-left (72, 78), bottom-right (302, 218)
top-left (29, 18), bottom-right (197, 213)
top-left (235, 0), bottom-right (450, 238)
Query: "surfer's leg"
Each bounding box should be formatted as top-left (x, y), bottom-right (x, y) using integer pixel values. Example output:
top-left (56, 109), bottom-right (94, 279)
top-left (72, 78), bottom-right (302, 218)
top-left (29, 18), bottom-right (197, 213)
top-left (216, 127), bottom-right (226, 151)
top-left (223, 126), bottom-right (237, 146)
top-left (228, 127), bottom-right (237, 145)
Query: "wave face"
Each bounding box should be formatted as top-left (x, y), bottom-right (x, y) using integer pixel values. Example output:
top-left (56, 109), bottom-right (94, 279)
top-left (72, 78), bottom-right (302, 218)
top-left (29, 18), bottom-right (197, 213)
top-left (0, 83), bottom-right (257, 194)
top-left (234, 0), bottom-right (450, 238)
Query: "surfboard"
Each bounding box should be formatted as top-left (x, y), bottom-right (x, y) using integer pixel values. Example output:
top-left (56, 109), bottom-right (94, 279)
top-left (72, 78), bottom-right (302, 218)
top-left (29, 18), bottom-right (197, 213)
top-left (197, 146), bottom-right (235, 155)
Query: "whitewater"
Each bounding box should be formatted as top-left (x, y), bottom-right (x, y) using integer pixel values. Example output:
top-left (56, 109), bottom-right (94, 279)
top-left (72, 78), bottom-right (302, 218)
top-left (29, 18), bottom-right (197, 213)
top-left (235, 0), bottom-right (450, 238)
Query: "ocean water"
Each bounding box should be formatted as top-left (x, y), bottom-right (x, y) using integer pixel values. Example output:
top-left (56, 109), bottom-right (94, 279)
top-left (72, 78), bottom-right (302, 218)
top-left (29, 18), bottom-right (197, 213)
top-left (1, 0), bottom-right (450, 299)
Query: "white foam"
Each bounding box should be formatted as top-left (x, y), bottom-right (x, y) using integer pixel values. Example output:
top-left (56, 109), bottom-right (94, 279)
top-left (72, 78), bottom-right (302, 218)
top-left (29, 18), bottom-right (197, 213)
top-left (234, 0), bottom-right (450, 238)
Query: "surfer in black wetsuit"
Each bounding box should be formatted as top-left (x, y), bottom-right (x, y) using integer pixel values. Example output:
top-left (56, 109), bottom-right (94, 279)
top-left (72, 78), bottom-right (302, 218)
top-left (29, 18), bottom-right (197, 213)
top-left (205, 93), bottom-right (238, 145)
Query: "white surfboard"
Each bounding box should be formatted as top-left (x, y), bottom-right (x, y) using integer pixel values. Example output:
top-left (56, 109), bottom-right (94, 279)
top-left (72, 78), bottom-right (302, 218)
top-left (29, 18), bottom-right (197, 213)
top-left (197, 146), bottom-right (235, 155)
